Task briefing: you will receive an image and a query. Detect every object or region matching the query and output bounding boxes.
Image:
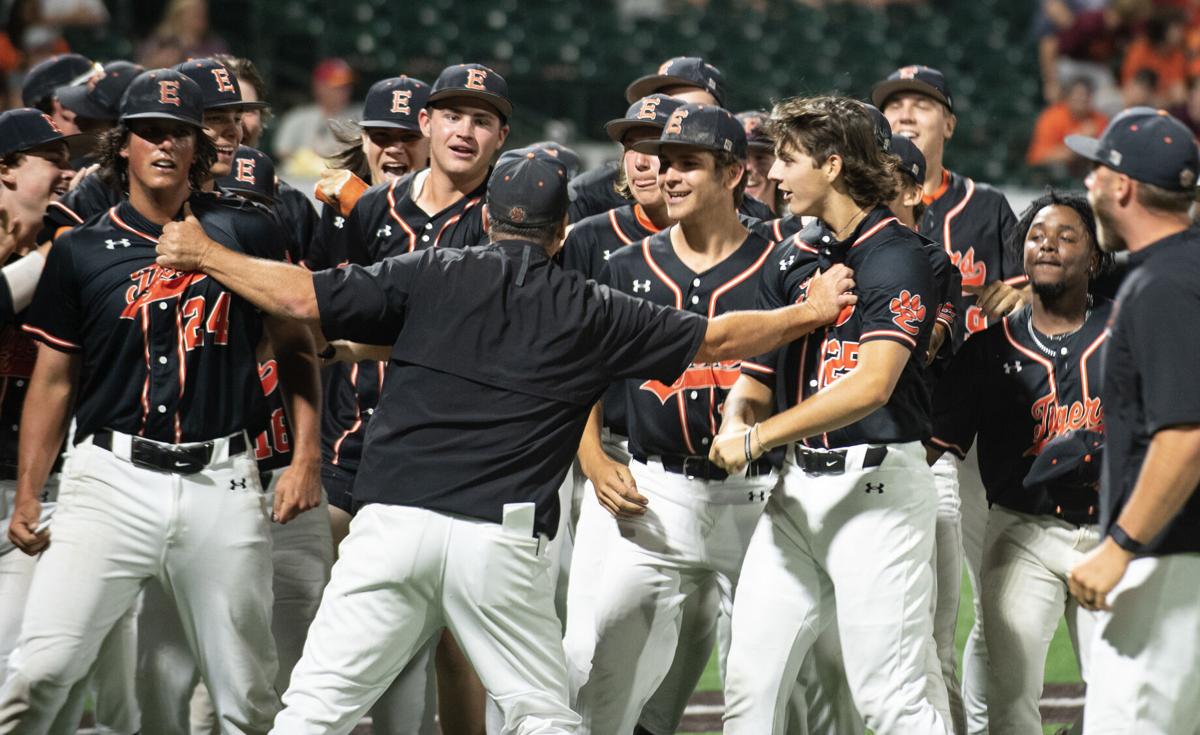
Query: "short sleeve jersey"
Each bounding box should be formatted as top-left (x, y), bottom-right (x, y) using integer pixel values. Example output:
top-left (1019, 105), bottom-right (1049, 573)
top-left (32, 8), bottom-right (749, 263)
top-left (275, 179), bottom-right (319, 264)
top-left (23, 194), bottom-right (288, 444)
top-left (40, 173), bottom-right (122, 244)
top-left (931, 301), bottom-right (1110, 515)
top-left (312, 240), bottom-right (707, 537)
top-left (601, 227), bottom-right (775, 459)
top-left (0, 252), bottom-right (42, 466)
top-left (751, 214), bottom-right (805, 244)
top-left (1101, 228), bottom-right (1200, 555)
top-left (743, 208), bottom-right (936, 447)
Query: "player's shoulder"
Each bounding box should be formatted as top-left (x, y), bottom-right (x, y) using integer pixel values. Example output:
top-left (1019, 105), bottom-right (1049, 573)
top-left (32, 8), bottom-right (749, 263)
top-left (567, 208), bottom-right (617, 239)
top-left (949, 170), bottom-right (1008, 209)
top-left (569, 163), bottom-right (619, 193)
top-left (55, 173), bottom-right (122, 221)
top-left (605, 231), bottom-right (656, 269)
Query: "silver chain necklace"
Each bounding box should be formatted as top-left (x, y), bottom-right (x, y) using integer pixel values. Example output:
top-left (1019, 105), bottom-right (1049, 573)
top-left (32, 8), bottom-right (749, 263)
top-left (1025, 300), bottom-right (1092, 358)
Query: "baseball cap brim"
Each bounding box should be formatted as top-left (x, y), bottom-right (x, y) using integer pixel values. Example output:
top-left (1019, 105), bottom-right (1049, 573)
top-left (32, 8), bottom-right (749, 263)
top-left (221, 183), bottom-right (276, 202)
top-left (122, 110), bottom-right (204, 127)
top-left (625, 74), bottom-right (714, 105)
top-left (631, 138), bottom-right (721, 155)
top-left (358, 118), bottom-right (422, 132)
top-left (1063, 134), bottom-right (1104, 165)
top-left (204, 99), bottom-right (269, 111)
top-left (604, 118), bottom-right (665, 144)
top-left (871, 79), bottom-right (952, 111)
top-left (56, 83), bottom-right (114, 121)
top-left (427, 89), bottom-right (512, 119)
top-left (746, 138), bottom-right (774, 151)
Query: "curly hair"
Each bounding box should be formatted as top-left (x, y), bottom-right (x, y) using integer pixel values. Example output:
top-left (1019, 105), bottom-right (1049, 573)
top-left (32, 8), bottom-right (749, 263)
top-left (1007, 188), bottom-right (1113, 281)
top-left (93, 123), bottom-right (217, 193)
top-left (767, 95), bottom-right (899, 208)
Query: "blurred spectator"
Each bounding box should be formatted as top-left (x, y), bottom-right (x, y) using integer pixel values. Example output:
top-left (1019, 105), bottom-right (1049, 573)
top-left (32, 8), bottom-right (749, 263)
top-left (1121, 8), bottom-right (1188, 106)
top-left (1027, 77), bottom-right (1108, 175)
top-left (136, 0), bottom-right (228, 69)
top-left (1123, 67), bottom-right (1160, 106)
top-left (274, 58), bottom-right (361, 178)
top-left (1169, 75), bottom-right (1200, 136)
top-left (1035, 0), bottom-right (1143, 115)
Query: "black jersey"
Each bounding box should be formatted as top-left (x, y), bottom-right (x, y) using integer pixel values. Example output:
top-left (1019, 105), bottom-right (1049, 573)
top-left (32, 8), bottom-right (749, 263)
top-left (1101, 228), bottom-right (1200, 556)
top-left (752, 214), bottom-right (804, 244)
top-left (0, 253), bottom-right (39, 467)
top-left (743, 208), bottom-right (936, 447)
top-left (23, 194), bottom-right (288, 444)
top-left (276, 179), bottom-right (318, 264)
top-left (919, 170), bottom-right (1020, 337)
top-left (40, 172), bottom-right (122, 244)
top-left (252, 358), bottom-right (293, 473)
top-left (601, 227), bottom-right (774, 459)
top-left (931, 301), bottom-right (1110, 516)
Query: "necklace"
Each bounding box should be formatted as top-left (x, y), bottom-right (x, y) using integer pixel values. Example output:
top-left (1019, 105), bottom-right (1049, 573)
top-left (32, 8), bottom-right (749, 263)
top-left (1025, 300), bottom-right (1092, 358)
top-left (833, 206), bottom-right (869, 242)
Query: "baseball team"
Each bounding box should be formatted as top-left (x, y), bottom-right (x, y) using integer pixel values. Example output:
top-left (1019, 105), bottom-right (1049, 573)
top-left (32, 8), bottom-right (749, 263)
top-left (0, 47), bottom-right (1198, 735)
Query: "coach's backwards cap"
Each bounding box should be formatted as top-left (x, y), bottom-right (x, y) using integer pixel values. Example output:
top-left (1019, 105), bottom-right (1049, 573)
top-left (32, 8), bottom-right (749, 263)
top-left (58, 61), bottom-right (144, 122)
top-left (871, 65), bottom-right (953, 113)
top-left (360, 76), bottom-right (430, 131)
top-left (605, 94), bottom-right (685, 143)
top-left (215, 146), bottom-right (278, 202)
top-left (22, 53), bottom-right (93, 106)
top-left (120, 69), bottom-right (205, 127)
top-left (427, 63), bottom-right (511, 119)
top-left (1066, 107), bottom-right (1200, 192)
top-left (625, 57), bottom-right (725, 107)
top-left (631, 103), bottom-right (747, 159)
top-left (173, 58), bottom-right (266, 111)
top-left (890, 134), bottom-right (926, 186)
top-left (736, 111), bottom-right (773, 151)
top-left (0, 108), bottom-right (80, 157)
top-left (487, 152), bottom-right (569, 227)
top-left (498, 143), bottom-right (582, 182)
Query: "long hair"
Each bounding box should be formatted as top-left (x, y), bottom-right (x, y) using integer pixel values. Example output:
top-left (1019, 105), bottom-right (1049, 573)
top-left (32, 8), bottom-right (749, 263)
top-left (93, 122), bottom-right (217, 193)
top-left (324, 119), bottom-right (373, 182)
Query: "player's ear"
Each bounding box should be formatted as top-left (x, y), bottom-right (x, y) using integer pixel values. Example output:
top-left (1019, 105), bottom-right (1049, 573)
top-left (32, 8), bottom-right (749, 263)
top-left (823, 153), bottom-right (843, 183)
top-left (726, 160), bottom-right (745, 192)
top-left (943, 112), bottom-right (957, 141)
top-left (496, 123), bottom-right (510, 149)
top-left (0, 160), bottom-right (16, 188)
top-left (418, 108), bottom-right (432, 138)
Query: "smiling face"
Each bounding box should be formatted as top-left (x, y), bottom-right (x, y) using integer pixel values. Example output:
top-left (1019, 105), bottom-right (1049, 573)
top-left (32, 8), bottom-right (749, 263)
top-left (236, 77), bottom-right (264, 147)
top-left (656, 144), bottom-right (739, 222)
top-left (420, 100), bottom-right (508, 180)
top-left (122, 119), bottom-right (198, 195)
top-left (362, 126), bottom-right (430, 184)
top-left (0, 141), bottom-right (72, 243)
top-left (201, 108), bottom-right (243, 177)
top-left (882, 92), bottom-right (954, 175)
top-left (744, 148), bottom-right (777, 209)
top-left (1023, 203), bottom-right (1099, 300)
top-left (768, 140), bottom-right (833, 218)
top-left (621, 127), bottom-right (665, 210)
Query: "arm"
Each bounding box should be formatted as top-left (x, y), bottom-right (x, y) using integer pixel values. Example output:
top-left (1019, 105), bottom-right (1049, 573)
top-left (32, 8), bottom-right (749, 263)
top-left (1069, 426), bottom-right (1200, 610)
top-left (576, 401), bottom-right (646, 519)
top-left (7, 345), bottom-right (80, 554)
top-left (717, 374), bottom-right (775, 436)
top-left (263, 315), bottom-right (323, 523)
top-left (322, 340), bottom-right (393, 362)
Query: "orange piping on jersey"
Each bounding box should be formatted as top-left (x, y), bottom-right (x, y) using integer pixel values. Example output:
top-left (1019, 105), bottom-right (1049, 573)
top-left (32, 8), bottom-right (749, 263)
top-left (174, 305), bottom-right (187, 443)
top-left (1079, 328), bottom-right (1108, 403)
top-left (741, 361), bottom-right (775, 374)
top-left (109, 207), bottom-right (159, 243)
top-left (633, 204), bottom-right (661, 233)
top-left (1001, 318), bottom-right (1057, 396)
top-left (49, 200), bottom-right (83, 224)
top-left (852, 216), bottom-right (900, 247)
top-left (861, 329), bottom-right (918, 349)
top-left (138, 307), bottom-right (151, 436)
top-left (20, 324), bottom-right (79, 350)
top-left (330, 362), bottom-right (363, 465)
top-left (773, 220), bottom-right (784, 242)
top-left (385, 180), bottom-right (418, 253)
top-left (608, 209), bottom-right (634, 245)
top-left (928, 435), bottom-right (968, 458)
top-left (922, 169), bottom-right (951, 207)
top-left (940, 176), bottom-right (975, 257)
top-left (641, 235), bottom-right (695, 454)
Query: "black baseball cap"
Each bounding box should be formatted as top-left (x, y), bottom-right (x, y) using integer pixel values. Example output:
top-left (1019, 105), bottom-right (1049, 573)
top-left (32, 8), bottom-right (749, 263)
top-left (524, 141), bottom-right (583, 179)
top-left (173, 58), bottom-right (266, 111)
top-left (22, 53), bottom-right (93, 106)
top-left (360, 76), bottom-right (430, 131)
top-left (215, 146), bottom-right (277, 202)
top-left (871, 65), bottom-right (954, 113)
top-left (120, 69), bottom-right (205, 128)
top-left (1066, 107), bottom-right (1200, 192)
top-left (863, 103), bottom-right (893, 153)
top-left (736, 110), bottom-right (773, 151)
top-left (1024, 429), bottom-right (1104, 492)
top-left (890, 134), bottom-right (926, 186)
top-left (57, 61), bottom-right (144, 122)
top-left (487, 153), bottom-right (569, 227)
top-left (631, 103), bottom-right (747, 158)
top-left (0, 108), bottom-right (79, 157)
top-left (625, 57), bottom-right (726, 107)
top-left (427, 63), bottom-right (511, 119)
top-left (605, 94), bottom-right (685, 144)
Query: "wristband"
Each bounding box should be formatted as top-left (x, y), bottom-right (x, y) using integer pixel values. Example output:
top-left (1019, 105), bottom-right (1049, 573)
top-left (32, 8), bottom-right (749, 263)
top-left (744, 428), bottom-right (754, 462)
top-left (1109, 523), bottom-right (1145, 554)
top-left (317, 343), bottom-right (336, 360)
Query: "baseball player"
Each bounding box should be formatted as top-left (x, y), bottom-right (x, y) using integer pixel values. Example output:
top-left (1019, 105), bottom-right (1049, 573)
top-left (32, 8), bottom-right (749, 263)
top-left (930, 190), bottom-right (1110, 734)
top-left (711, 95), bottom-right (946, 735)
top-left (21, 54), bottom-right (94, 136)
top-left (56, 60), bottom-right (145, 137)
top-left (570, 103), bottom-right (792, 735)
top-left (737, 110), bottom-right (780, 214)
top-left (873, 64), bottom-right (1022, 731)
top-left (151, 150), bottom-right (855, 734)
top-left (1, 68), bottom-right (321, 734)
top-left (1062, 108), bottom-right (1200, 734)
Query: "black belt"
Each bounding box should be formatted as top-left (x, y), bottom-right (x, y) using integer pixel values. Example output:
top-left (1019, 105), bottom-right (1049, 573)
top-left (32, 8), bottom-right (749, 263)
top-left (795, 445), bottom-right (888, 476)
top-left (635, 454), bottom-right (774, 481)
top-left (92, 430), bottom-right (248, 475)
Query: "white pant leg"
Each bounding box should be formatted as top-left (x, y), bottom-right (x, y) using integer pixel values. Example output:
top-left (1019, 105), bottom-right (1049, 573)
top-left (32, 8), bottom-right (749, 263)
top-left (137, 580), bottom-right (200, 733)
top-left (562, 480), bottom-right (616, 703)
top-left (930, 454), bottom-right (967, 735)
top-left (274, 505), bottom-right (445, 734)
top-left (955, 449), bottom-right (990, 735)
top-left (548, 464), bottom-right (577, 626)
top-left (979, 507), bottom-right (1099, 735)
top-left (441, 511), bottom-right (579, 735)
top-left (86, 608), bottom-right (140, 734)
top-left (1083, 554), bottom-right (1200, 735)
top-left (795, 619), bottom-right (865, 735)
top-left (636, 576), bottom-right (719, 735)
top-left (368, 637), bottom-right (438, 735)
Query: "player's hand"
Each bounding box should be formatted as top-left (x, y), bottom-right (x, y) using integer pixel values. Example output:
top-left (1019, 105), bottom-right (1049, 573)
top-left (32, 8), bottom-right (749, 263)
top-left (8, 495), bottom-right (49, 555)
top-left (924, 321), bottom-right (949, 366)
top-left (585, 456), bottom-right (647, 519)
top-left (709, 426), bottom-right (761, 475)
top-left (1068, 537), bottom-right (1134, 611)
top-left (315, 169), bottom-right (368, 217)
top-left (803, 264), bottom-right (857, 325)
top-left (68, 163), bottom-right (99, 192)
top-left (272, 458), bottom-right (322, 524)
top-left (965, 281), bottom-right (1028, 320)
top-left (157, 202), bottom-right (215, 272)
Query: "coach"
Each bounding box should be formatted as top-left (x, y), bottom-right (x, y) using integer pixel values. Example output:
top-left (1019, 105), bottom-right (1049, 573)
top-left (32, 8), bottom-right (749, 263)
top-left (154, 153), bottom-right (856, 733)
top-left (1065, 107), bottom-right (1200, 734)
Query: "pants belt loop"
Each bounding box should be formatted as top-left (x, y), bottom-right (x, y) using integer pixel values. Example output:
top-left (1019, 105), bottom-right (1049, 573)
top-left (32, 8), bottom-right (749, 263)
top-left (110, 431), bottom-right (133, 463)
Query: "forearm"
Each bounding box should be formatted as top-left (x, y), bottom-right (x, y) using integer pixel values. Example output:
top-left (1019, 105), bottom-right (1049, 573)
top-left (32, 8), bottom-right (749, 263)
top-left (268, 322), bottom-right (323, 465)
top-left (697, 302), bottom-right (823, 364)
top-left (1115, 426), bottom-right (1200, 543)
top-left (327, 341), bottom-right (392, 362)
top-left (720, 376), bottom-right (774, 432)
top-left (200, 244), bottom-right (320, 323)
top-left (16, 363), bottom-right (75, 501)
top-left (576, 401), bottom-right (609, 475)
top-left (757, 366), bottom-right (893, 450)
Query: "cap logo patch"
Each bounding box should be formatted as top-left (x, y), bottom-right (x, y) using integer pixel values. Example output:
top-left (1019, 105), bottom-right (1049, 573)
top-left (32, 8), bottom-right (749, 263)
top-left (1107, 149), bottom-right (1122, 166)
top-left (210, 67), bottom-right (235, 94)
top-left (1181, 168), bottom-right (1196, 188)
top-left (508, 206), bottom-right (526, 223)
top-left (235, 157), bottom-right (256, 185)
top-left (391, 89), bottom-right (413, 115)
top-left (465, 68), bottom-right (488, 91)
top-left (898, 65), bottom-right (920, 79)
top-left (636, 97), bottom-right (661, 120)
top-left (159, 80), bottom-right (182, 107)
top-left (40, 113), bottom-right (63, 134)
top-left (665, 108), bottom-right (689, 135)
top-left (723, 139), bottom-right (732, 151)
top-left (911, 163), bottom-right (920, 177)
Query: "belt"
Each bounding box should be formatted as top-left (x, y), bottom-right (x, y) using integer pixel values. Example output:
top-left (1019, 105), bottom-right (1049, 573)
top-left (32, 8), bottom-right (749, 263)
top-left (634, 453), bottom-right (774, 481)
top-left (795, 445), bottom-right (888, 476)
top-left (1052, 505), bottom-right (1098, 526)
top-left (91, 430), bottom-right (249, 475)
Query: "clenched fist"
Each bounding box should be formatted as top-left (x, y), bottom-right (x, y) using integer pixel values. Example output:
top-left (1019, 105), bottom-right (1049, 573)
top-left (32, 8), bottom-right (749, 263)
top-left (156, 202), bottom-right (214, 272)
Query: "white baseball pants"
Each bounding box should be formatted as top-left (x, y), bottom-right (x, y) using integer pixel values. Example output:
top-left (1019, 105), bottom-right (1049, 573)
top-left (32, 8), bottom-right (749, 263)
top-left (722, 441), bottom-right (949, 735)
top-left (951, 449), bottom-right (991, 735)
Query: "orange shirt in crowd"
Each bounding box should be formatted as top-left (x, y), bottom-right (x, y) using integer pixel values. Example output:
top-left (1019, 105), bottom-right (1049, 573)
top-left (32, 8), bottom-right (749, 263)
top-left (1122, 37), bottom-right (1188, 92)
top-left (1027, 103), bottom-right (1109, 166)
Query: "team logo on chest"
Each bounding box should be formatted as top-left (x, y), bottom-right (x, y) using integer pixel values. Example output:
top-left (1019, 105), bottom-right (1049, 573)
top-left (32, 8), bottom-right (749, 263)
top-left (950, 246), bottom-right (986, 287)
top-left (119, 265), bottom-right (208, 319)
top-left (640, 362), bottom-right (741, 404)
top-left (632, 279), bottom-right (651, 293)
top-left (377, 224), bottom-right (392, 238)
top-left (1002, 360), bottom-right (1022, 374)
top-left (106, 238), bottom-right (132, 249)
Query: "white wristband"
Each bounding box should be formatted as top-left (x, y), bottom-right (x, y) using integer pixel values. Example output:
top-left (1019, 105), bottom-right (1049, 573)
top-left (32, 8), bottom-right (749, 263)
top-left (3, 250), bottom-right (46, 312)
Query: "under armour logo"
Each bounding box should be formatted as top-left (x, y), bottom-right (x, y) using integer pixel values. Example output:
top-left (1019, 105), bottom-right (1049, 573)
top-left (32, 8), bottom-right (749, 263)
top-left (602, 249), bottom-right (612, 261)
top-left (333, 216), bottom-right (345, 229)
top-left (106, 238), bottom-right (132, 249)
top-left (1002, 361), bottom-right (1023, 374)
top-left (632, 279), bottom-right (651, 293)
top-left (229, 478), bottom-right (247, 490)
top-left (747, 490), bottom-right (766, 502)
top-left (864, 482), bottom-right (885, 494)
top-left (377, 225), bottom-right (392, 238)
top-left (779, 255), bottom-right (795, 271)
